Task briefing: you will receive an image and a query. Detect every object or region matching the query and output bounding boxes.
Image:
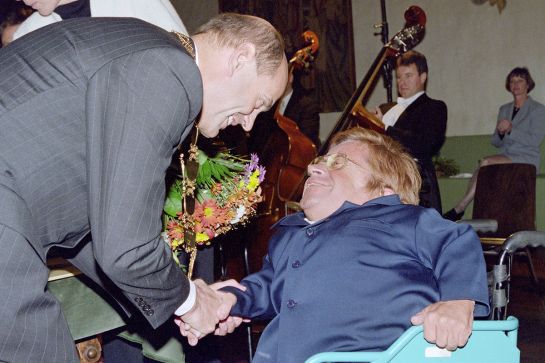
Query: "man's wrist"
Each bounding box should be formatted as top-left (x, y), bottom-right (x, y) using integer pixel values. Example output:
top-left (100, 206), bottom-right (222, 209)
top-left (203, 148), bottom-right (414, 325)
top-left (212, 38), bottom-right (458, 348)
top-left (174, 280), bottom-right (196, 316)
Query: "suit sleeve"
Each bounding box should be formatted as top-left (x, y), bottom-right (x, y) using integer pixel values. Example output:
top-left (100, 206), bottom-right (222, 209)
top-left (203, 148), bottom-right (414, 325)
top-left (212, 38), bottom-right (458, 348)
top-left (221, 235), bottom-right (282, 320)
top-left (386, 99), bottom-right (447, 158)
top-left (505, 103), bottom-right (545, 149)
top-left (415, 210), bottom-right (490, 316)
top-left (85, 46), bottom-right (200, 328)
top-left (491, 105), bottom-right (509, 147)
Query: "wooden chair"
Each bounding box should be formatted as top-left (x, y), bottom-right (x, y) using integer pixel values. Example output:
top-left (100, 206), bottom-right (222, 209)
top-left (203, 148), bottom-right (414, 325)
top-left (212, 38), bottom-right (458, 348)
top-left (466, 163), bottom-right (538, 284)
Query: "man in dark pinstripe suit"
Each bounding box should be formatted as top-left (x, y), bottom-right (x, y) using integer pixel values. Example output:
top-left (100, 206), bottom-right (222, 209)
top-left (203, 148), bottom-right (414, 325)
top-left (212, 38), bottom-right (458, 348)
top-left (0, 13), bottom-right (288, 362)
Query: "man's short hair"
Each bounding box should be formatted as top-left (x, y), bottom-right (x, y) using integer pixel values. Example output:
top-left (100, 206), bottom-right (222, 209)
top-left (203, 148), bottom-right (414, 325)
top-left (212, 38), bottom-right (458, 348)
top-left (330, 127), bottom-right (421, 205)
top-left (505, 67), bottom-right (535, 93)
top-left (396, 50), bottom-right (428, 75)
top-left (193, 13), bottom-right (285, 77)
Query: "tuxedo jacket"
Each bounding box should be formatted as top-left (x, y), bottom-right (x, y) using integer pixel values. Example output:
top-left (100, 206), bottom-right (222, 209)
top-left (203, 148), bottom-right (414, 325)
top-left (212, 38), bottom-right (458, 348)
top-left (248, 88), bottom-right (320, 153)
top-left (0, 18), bottom-right (201, 329)
top-left (283, 88), bottom-right (321, 148)
top-left (386, 94), bottom-right (447, 212)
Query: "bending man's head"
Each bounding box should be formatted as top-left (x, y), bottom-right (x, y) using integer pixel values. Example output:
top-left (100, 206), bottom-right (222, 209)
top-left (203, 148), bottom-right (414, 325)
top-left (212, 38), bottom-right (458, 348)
top-left (193, 13), bottom-right (288, 138)
top-left (300, 127), bottom-right (421, 221)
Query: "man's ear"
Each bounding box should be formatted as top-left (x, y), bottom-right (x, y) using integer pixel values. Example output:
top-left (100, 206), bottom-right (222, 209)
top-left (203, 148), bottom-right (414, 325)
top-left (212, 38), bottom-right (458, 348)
top-left (382, 187), bottom-right (395, 197)
top-left (228, 42), bottom-right (257, 76)
top-left (419, 72), bottom-right (428, 85)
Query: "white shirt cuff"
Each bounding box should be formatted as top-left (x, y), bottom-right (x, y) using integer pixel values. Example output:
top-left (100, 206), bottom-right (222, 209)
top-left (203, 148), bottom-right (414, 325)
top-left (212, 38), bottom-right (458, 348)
top-left (174, 279), bottom-right (196, 316)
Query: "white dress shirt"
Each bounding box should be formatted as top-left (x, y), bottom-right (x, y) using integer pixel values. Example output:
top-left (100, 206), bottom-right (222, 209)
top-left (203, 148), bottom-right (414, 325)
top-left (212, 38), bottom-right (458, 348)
top-left (382, 91), bottom-right (425, 129)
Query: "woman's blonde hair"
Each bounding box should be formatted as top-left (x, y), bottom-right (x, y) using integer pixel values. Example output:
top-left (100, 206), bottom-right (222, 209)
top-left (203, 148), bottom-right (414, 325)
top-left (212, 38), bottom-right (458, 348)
top-left (330, 127), bottom-right (421, 205)
top-left (194, 13), bottom-right (285, 77)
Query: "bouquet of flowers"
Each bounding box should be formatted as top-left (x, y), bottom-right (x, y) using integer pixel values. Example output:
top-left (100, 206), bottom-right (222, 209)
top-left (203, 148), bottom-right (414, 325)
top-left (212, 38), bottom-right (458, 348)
top-left (162, 142), bottom-right (265, 278)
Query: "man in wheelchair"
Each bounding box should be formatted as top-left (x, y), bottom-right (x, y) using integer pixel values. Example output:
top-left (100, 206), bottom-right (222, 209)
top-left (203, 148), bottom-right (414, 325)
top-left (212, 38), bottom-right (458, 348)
top-left (185, 128), bottom-right (490, 363)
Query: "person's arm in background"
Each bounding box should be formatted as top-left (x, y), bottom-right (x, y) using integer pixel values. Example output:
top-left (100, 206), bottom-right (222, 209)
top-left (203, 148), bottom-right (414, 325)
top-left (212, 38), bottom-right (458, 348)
top-left (13, 0), bottom-right (189, 42)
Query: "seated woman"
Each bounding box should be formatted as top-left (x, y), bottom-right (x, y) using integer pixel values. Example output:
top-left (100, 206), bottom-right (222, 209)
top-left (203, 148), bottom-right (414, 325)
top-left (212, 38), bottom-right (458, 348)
top-left (444, 67), bottom-right (545, 221)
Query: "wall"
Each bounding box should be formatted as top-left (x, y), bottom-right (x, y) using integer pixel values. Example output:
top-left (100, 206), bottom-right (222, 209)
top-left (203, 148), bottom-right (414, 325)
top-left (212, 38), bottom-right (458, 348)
top-left (320, 0), bottom-right (545, 141)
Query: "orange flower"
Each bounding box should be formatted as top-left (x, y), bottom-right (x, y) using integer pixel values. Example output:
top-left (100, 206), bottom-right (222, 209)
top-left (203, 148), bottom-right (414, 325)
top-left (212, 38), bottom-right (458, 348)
top-left (195, 199), bottom-right (219, 227)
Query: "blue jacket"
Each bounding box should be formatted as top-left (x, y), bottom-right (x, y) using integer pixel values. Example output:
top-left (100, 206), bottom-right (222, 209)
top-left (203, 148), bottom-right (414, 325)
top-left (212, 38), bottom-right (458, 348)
top-left (224, 195), bottom-right (490, 363)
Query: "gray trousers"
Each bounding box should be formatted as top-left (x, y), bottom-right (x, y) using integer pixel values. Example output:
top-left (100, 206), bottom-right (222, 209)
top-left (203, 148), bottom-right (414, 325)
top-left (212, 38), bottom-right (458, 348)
top-left (0, 224), bottom-right (78, 363)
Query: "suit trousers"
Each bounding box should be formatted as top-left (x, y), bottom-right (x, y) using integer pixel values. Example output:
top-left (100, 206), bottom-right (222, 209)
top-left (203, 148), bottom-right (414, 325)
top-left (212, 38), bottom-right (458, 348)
top-left (0, 224), bottom-right (78, 363)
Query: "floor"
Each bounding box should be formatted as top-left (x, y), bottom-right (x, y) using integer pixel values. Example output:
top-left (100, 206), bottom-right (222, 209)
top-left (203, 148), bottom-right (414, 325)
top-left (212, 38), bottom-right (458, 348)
top-left (216, 251), bottom-right (545, 363)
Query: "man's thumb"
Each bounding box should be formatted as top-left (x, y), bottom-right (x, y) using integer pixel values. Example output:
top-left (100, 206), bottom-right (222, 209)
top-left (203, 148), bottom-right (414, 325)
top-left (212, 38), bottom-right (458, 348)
top-left (411, 311), bottom-right (424, 326)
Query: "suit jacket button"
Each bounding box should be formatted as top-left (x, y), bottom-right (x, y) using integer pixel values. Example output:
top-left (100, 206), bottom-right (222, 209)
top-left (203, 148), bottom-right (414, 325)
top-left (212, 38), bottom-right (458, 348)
top-left (292, 260), bottom-right (301, 268)
top-left (138, 301), bottom-right (146, 307)
top-left (287, 299), bottom-right (297, 308)
top-left (135, 297), bottom-right (143, 303)
top-left (145, 309), bottom-right (154, 316)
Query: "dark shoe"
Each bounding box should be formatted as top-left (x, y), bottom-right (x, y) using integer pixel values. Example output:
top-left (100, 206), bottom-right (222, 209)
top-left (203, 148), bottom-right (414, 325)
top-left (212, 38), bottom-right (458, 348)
top-left (443, 208), bottom-right (465, 221)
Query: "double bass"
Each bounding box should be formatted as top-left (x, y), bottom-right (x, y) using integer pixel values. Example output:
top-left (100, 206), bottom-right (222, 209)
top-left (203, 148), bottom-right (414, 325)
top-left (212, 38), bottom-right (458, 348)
top-left (247, 32), bottom-right (320, 273)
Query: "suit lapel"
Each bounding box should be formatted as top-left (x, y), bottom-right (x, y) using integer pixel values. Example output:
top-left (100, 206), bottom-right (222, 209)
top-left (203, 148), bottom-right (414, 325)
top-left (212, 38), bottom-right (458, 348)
top-left (396, 93), bottom-right (427, 126)
top-left (511, 98), bottom-right (531, 123)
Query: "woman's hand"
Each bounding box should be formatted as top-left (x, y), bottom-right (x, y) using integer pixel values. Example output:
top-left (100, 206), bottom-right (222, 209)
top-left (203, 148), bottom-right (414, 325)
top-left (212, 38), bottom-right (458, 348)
top-left (497, 119), bottom-right (512, 135)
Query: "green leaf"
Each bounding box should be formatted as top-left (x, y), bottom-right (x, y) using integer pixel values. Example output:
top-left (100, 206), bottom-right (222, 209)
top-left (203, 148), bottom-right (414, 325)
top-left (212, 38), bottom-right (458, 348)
top-left (163, 181), bottom-right (183, 216)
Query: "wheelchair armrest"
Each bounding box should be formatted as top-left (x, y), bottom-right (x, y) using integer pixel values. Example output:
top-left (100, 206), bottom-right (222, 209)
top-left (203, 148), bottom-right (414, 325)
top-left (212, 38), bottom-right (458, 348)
top-left (458, 219), bottom-right (498, 234)
top-left (502, 231), bottom-right (545, 253)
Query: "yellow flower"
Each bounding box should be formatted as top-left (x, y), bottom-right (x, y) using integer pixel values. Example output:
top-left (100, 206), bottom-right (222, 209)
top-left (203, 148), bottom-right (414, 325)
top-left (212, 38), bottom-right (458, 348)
top-left (196, 232), bottom-right (210, 243)
top-left (247, 170), bottom-right (260, 191)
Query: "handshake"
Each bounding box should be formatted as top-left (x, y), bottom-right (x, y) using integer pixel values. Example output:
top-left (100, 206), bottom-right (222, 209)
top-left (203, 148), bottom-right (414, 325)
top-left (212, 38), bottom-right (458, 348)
top-left (174, 279), bottom-right (247, 346)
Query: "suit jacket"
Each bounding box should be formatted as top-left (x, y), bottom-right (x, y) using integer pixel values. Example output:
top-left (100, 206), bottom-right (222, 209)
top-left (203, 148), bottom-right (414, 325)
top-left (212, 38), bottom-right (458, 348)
top-left (491, 96), bottom-right (545, 170)
top-left (0, 18), bottom-right (201, 329)
top-left (223, 196), bottom-right (489, 363)
top-left (386, 93), bottom-right (447, 212)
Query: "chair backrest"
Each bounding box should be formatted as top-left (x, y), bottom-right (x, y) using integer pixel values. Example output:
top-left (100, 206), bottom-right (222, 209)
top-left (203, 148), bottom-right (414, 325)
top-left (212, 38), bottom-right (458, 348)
top-left (304, 317), bottom-right (520, 363)
top-left (472, 163), bottom-right (536, 237)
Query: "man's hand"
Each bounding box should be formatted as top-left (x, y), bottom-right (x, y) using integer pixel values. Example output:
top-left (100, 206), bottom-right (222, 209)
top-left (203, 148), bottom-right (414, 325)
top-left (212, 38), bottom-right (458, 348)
top-left (210, 279), bottom-right (250, 336)
top-left (177, 279), bottom-right (223, 345)
top-left (177, 279), bottom-right (248, 345)
top-left (373, 106), bottom-right (384, 121)
top-left (410, 300), bottom-right (475, 351)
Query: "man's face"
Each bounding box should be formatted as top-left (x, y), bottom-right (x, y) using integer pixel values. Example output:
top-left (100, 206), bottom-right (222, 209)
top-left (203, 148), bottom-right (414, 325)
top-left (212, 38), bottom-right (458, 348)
top-left (300, 141), bottom-right (378, 221)
top-left (198, 53), bottom-right (288, 138)
top-left (396, 63), bottom-right (426, 99)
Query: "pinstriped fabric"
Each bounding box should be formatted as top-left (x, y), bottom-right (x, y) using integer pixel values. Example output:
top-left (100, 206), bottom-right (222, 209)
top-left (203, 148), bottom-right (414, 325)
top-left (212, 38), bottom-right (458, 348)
top-left (0, 17), bottom-right (202, 361)
top-left (0, 224), bottom-right (78, 363)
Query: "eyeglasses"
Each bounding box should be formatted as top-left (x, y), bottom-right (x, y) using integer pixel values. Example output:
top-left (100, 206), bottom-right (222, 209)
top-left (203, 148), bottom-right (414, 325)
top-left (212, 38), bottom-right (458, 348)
top-left (309, 153), bottom-right (367, 171)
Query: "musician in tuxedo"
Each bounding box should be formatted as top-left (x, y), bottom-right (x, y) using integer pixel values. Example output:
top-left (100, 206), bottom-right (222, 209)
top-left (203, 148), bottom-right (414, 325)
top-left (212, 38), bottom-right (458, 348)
top-left (375, 50), bottom-right (447, 213)
top-left (200, 128), bottom-right (488, 363)
top-left (0, 13), bottom-right (287, 362)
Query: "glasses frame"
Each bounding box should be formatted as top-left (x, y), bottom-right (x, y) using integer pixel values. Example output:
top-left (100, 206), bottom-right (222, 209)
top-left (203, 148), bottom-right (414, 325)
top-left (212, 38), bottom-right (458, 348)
top-left (309, 153), bottom-right (367, 171)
